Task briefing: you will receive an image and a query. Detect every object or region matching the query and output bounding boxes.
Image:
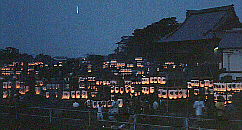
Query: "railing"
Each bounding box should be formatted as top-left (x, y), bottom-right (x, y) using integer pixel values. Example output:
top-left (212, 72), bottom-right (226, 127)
top-left (133, 114), bottom-right (242, 130)
top-left (1, 105), bottom-right (242, 130)
top-left (1, 105), bottom-right (97, 129)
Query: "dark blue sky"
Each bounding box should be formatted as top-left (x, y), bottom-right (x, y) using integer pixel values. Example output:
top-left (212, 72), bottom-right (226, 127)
top-left (1, 0), bottom-right (242, 58)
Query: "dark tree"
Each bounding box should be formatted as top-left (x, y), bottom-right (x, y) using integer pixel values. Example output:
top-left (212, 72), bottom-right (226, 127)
top-left (35, 54), bottom-right (52, 65)
top-left (116, 17), bottom-right (180, 61)
top-left (1, 47), bottom-right (20, 64)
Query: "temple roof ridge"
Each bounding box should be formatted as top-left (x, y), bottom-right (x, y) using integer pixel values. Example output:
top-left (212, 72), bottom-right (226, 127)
top-left (157, 4), bottom-right (240, 43)
top-left (186, 4), bottom-right (234, 17)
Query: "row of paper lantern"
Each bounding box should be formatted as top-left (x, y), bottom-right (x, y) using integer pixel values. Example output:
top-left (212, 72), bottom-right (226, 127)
top-left (87, 99), bottom-right (123, 108)
top-left (2, 81), bottom-right (21, 89)
top-left (142, 87), bottom-right (155, 94)
top-left (2, 86), bottom-right (29, 98)
top-left (62, 90), bottom-right (88, 99)
top-left (214, 93), bottom-right (232, 104)
top-left (158, 89), bottom-right (187, 99)
top-left (141, 77), bottom-right (166, 85)
top-left (187, 80), bottom-right (213, 88)
top-left (34, 87), bottom-right (59, 95)
top-left (111, 87), bottom-right (135, 94)
top-left (213, 83), bottom-right (242, 92)
top-left (110, 86), bottom-right (156, 94)
top-left (191, 88), bottom-right (214, 95)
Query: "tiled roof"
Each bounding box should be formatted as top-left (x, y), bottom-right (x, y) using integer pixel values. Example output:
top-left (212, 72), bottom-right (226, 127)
top-left (219, 30), bottom-right (242, 49)
top-left (157, 5), bottom-right (235, 42)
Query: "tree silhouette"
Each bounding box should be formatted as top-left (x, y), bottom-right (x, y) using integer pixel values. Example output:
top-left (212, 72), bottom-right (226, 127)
top-left (116, 17), bottom-right (180, 61)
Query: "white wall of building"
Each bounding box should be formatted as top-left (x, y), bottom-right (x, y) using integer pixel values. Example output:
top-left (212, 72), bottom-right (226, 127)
top-left (220, 49), bottom-right (242, 80)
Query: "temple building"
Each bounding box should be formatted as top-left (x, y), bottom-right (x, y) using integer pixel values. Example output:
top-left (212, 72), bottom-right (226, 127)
top-left (156, 5), bottom-right (241, 67)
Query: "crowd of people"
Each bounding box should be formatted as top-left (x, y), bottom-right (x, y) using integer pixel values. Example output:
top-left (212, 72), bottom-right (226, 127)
top-left (193, 94), bottom-right (242, 129)
top-left (193, 94), bottom-right (241, 120)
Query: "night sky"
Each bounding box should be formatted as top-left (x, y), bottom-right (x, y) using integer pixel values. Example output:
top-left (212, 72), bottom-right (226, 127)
top-left (1, 0), bottom-right (242, 58)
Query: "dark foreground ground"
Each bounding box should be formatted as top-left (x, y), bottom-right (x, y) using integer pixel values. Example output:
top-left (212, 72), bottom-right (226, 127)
top-left (1, 98), bottom-right (242, 130)
top-left (1, 105), bottom-right (241, 130)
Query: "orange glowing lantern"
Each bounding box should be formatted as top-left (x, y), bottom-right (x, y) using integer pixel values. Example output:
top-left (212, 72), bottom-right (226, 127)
top-left (187, 82), bottom-right (192, 88)
top-left (8, 81), bottom-right (12, 88)
top-left (125, 87), bottom-right (130, 93)
top-left (168, 90), bottom-right (173, 99)
top-left (35, 87), bottom-right (41, 94)
top-left (82, 90), bottom-right (88, 99)
top-left (25, 86), bottom-right (29, 92)
top-left (161, 89), bottom-right (167, 98)
top-left (178, 90), bottom-right (183, 98)
top-left (3, 91), bottom-right (8, 98)
top-left (142, 78), bottom-right (149, 84)
top-left (160, 77), bottom-right (166, 84)
top-left (62, 91), bottom-right (70, 99)
top-left (130, 87), bottom-right (135, 93)
top-left (71, 91), bottom-right (75, 98)
top-left (191, 80), bottom-right (199, 88)
top-left (194, 89), bottom-right (199, 95)
top-left (3, 82), bottom-right (8, 89)
top-left (76, 91), bottom-right (81, 98)
top-left (150, 87), bottom-right (154, 93)
top-left (16, 81), bottom-right (20, 88)
top-left (182, 89), bottom-right (187, 98)
top-left (111, 87), bottom-right (115, 93)
top-left (200, 81), bottom-right (205, 87)
top-left (158, 89), bottom-right (162, 98)
top-left (115, 87), bottom-right (119, 93)
top-left (120, 87), bottom-right (124, 94)
top-left (118, 99), bottom-right (123, 107)
top-left (46, 92), bottom-right (50, 98)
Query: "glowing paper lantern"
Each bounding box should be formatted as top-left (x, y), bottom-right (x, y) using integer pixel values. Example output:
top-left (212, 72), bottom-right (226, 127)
top-left (178, 90), bottom-right (183, 98)
top-left (182, 89), bottom-right (187, 98)
top-left (3, 91), bottom-right (8, 98)
top-left (120, 87), bottom-right (124, 94)
top-left (93, 101), bottom-right (97, 108)
top-left (115, 87), bottom-right (119, 93)
top-left (168, 90), bottom-right (174, 99)
top-left (118, 99), bottom-right (123, 107)
top-left (161, 89), bottom-right (167, 98)
top-left (46, 92), bottom-right (50, 98)
top-left (130, 87), bottom-right (134, 93)
top-left (194, 89), bottom-right (199, 95)
top-left (62, 91), bottom-right (70, 99)
top-left (35, 87), bottom-right (41, 94)
top-left (227, 83), bottom-right (232, 91)
top-left (76, 91), bottom-right (81, 98)
top-left (82, 90), bottom-right (88, 99)
top-left (71, 91), bottom-right (75, 98)
top-left (111, 87), bottom-right (114, 93)
top-left (16, 81), bottom-right (20, 88)
top-left (150, 87), bottom-right (154, 93)
top-left (125, 87), bottom-right (130, 93)
top-left (3, 82), bottom-right (8, 89)
top-left (158, 89), bottom-right (162, 98)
